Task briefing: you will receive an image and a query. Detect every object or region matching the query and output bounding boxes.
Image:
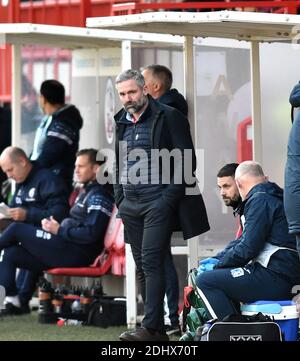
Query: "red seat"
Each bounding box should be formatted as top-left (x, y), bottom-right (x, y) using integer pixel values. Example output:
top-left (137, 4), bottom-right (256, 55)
top-left (46, 249), bottom-right (113, 277)
top-left (110, 220), bottom-right (125, 276)
top-left (46, 206), bottom-right (125, 277)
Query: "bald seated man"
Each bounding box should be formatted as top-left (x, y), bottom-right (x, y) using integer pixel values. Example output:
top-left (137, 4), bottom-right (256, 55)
top-left (0, 146), bottom-right (69, 314)
top-left (196, 161), bottom-right (300, 320)
top-left (0, 146), bottom-right (68, 225)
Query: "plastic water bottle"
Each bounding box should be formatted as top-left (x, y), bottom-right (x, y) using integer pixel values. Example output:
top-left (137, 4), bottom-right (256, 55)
top-left (71, 299), bottom-right (82, 313)
top-left (57, 318), bottom-right (83, 327)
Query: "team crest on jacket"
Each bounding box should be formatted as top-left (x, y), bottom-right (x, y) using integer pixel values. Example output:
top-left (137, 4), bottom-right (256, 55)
top-left (28, 188), bottom-right (35, 198)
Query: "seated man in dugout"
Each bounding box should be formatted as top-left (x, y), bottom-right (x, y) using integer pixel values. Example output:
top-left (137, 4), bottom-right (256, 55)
top-left (0, 148), bottom-right (114, 316)
top-left (0, 146), bottom-right (70, 313)
top-left (0, 146), bottom-right (69, 230)
top-left (196, 161), bottom-right (300, 320)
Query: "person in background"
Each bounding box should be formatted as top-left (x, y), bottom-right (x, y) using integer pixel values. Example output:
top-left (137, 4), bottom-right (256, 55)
top-left (21, 74), bottom-right (42, 134)
top-left (196, 161), bottom-right (300, 320)
top-left (31, 79), bottom-right (83, 194)
top-left (142, 64), bottom-right (188, 116)
top-left (284, 81), bottom-right (300, 260)
top-left (141, 64), bottom-right (188, 335)
top-left (0, 148), bottom-right (114, 316)
top-left (0, 104), bottom-right (11, 202)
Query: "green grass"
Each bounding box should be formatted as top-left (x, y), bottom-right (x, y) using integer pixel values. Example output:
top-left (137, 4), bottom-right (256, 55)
top-left (0, 312), bottom-right (180, 341)
top-left (0, 312), bottom-right (127, 341)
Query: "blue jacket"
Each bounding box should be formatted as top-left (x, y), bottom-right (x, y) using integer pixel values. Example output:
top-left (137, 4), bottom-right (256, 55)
top-left (58, 181), bottom-right (114, 250)
top-left (9, 166), bottom-right (69, 225)
top-left (284, 82), bottom-right (300, 234)
top-left (34, 104), bottom-right (83, 190)
top-left (216, 182), bottom-right (300, 284)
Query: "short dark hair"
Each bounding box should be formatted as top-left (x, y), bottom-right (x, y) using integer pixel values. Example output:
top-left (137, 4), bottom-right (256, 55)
top-left (76, 149), bottom-right (106, 166)
top-left (217, 163), bottom-right (239, 178)
top-left (142, 64), bottom-right (173, 92)
top-left (40, 80), bottom-right (65, 105)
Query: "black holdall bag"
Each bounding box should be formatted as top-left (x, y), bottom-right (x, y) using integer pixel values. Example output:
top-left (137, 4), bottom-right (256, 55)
top-left (198, 312), bottom-right (283, 341)
top-left (87, 296), bottom-right (127, 328)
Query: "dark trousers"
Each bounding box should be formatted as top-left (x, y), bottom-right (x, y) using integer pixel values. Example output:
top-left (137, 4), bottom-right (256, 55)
top-left (196, 262), bottom-right (293, 320)
top-left (0, 223), bottom-right (95, 298)
top-left (119, 197), bottom-right (175, 332)
top-left (164, 249), bottom-right (179, 326)
top-left (0, 221), bottom-right (41, 306)
top-left (16, 269), bottom-right (41, 306)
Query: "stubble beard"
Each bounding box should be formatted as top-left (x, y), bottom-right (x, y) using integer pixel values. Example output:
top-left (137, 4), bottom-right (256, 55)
top-left (124, 95), bottom-right (148, 115)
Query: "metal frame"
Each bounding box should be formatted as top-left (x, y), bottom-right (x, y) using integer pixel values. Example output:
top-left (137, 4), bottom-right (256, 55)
top-left (121, 39), bottom-right (138, 329)
top-left (87, 10), bottom-right (300, 42)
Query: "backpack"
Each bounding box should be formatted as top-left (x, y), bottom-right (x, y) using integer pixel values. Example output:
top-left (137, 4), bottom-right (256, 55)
top-left (180, 269), bottom-right (210, 341)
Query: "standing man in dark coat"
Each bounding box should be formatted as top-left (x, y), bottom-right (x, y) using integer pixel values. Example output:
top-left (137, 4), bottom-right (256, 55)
top-left (114, 69), bottom-right (209, 341)
top-left (142, 64), bottom-right (188, 334)
top-left (31, 79), bottom-right (83, 194)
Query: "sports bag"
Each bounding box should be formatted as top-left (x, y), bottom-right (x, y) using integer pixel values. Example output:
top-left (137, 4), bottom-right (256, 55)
top-left (198, 313), bottom-right (282, 341)
top-left (87, 296), bottom-right (126, 328)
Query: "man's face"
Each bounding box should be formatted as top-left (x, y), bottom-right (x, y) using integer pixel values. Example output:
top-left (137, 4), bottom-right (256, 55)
top-left (116, 79), bottom-right (147, 115)
top-left (74, 155), bottom-right (98, 184)
top-left (0, 157), bottom-right (28, 183)
top-left (142, 69), bottom-right (157, 98)
top-left (217, 176), bottom-right (240, 207)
